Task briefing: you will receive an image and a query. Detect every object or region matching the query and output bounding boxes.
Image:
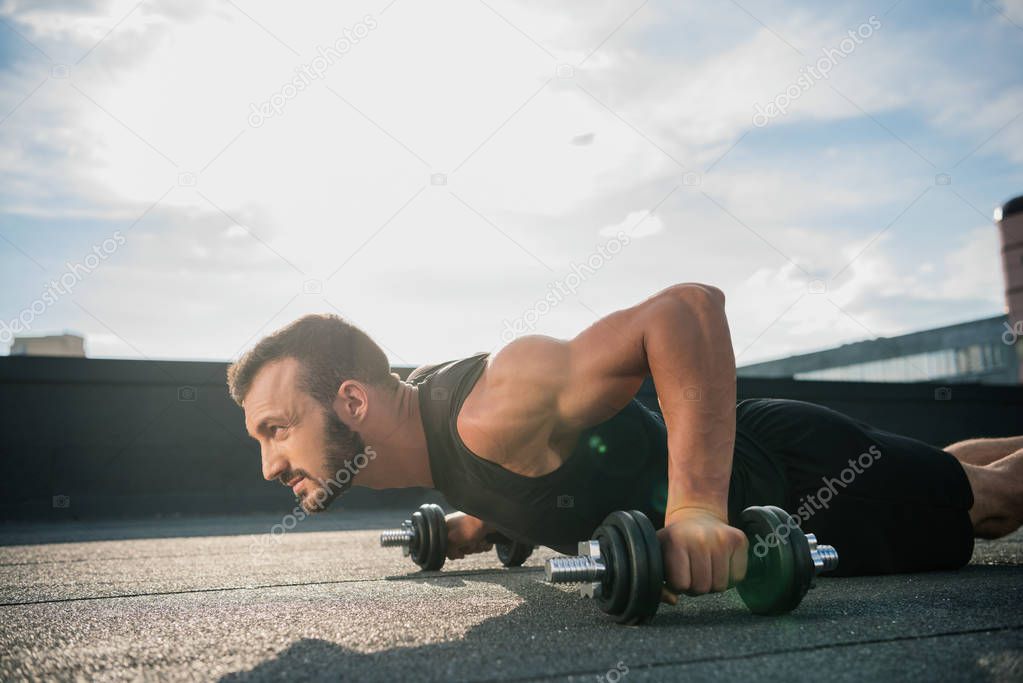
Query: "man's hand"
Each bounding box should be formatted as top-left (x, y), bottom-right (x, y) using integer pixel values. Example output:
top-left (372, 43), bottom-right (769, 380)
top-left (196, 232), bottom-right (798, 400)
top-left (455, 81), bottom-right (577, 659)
top-left (657, 507), bottom-right (748, 604)
top-left (444, 512), bottom-right (494, 560)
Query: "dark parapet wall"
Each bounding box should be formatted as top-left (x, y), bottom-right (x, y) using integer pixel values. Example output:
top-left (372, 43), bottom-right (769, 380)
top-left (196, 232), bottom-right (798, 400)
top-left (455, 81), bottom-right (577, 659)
top-left (2, 356), bottom-right (1022, 521)
top-left (0, 356), bottom-right (434, 522)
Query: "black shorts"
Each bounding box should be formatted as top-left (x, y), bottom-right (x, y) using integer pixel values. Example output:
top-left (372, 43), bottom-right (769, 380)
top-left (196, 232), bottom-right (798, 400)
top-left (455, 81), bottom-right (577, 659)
top-left (727, 398), bottom-right (975, 576)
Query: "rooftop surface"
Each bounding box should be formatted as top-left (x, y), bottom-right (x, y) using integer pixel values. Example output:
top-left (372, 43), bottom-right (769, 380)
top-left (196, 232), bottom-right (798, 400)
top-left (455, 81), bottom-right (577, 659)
top-left (1, 511), bottom-right (1021, 682)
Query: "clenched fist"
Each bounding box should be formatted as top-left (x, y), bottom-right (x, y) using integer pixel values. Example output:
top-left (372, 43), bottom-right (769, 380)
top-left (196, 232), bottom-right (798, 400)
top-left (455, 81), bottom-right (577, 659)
top-left (444, 512), bottom-right (494, 560)
top-left (657, 507), bottom-right (748, 604)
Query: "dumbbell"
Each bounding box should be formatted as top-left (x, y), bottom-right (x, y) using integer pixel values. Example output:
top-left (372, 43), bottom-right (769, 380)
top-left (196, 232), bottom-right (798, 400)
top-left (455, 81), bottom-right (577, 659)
top-left (544, 505), bottom-right (838, 624)
top-left (379, 503), bottom-right (535, 571)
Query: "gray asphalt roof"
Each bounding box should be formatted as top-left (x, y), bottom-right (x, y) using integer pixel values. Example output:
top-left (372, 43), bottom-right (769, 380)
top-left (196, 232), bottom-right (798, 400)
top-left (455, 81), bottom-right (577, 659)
top-left (1, 512), bottom-right (1020, 682)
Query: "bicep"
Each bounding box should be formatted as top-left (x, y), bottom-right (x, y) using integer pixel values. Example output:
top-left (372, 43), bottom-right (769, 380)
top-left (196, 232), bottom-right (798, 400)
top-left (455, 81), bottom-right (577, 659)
top-left (483, 326), bottom-right (644, 437)
top-left (557, 284), bottom-right (724, 429)
top-left (557, 302), bottom-right (653, 429)
top-left (490, 285), bottom-right (722, 433)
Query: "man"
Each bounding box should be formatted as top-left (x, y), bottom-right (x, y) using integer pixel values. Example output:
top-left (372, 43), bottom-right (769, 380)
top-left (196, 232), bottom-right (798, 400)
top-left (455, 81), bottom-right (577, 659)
top-left (227, 284), bottom-right (1023, 600)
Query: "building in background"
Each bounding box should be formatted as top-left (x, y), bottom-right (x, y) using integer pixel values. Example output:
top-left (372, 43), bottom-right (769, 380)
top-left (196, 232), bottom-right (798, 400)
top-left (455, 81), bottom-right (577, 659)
top-left (738, 315), bottom-right (1017, 384)
top-left (10, 333), bottom-right (86, 358)
top-left (740, 194), bottom-right (1023, 385)
top-left (997, 194), bottom-right (1023, 382)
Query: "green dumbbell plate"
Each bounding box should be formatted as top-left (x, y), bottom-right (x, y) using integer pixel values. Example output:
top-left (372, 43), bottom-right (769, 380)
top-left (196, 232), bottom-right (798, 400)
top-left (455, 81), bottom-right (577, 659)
top-left (737, 506), bottom-right (812, 615)
top-left (765, 505), bottom-right (813, 613)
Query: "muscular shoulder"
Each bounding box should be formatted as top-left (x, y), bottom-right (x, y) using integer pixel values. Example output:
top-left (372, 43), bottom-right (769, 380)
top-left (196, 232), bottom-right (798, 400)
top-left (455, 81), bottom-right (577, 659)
top-left (458, 336), bottom-right (573, 471)
top-left (473, 336), bottom-right (572, 425)
top-left (486, 335), bottom-right (571, 389)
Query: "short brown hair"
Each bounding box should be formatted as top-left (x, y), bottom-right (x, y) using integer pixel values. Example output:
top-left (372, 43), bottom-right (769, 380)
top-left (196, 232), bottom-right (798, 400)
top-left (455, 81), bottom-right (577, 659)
top-left (226, 313), bottom-right (395, 407)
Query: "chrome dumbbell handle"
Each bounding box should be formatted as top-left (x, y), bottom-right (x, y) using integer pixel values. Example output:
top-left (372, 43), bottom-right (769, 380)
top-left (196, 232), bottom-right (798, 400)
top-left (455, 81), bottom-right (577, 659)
top-left (380, 513), bottom-right (535, 568)
top-left (546, 534), bottom-right (838, 594)
top-left (544, 556), bottom-right (606, 583)
top-left (545, 540), bottom-right (607, 585)
top-left (805, 533), bottom-right (840, 574)
top-left (379, 521), bottom-right (416, 556)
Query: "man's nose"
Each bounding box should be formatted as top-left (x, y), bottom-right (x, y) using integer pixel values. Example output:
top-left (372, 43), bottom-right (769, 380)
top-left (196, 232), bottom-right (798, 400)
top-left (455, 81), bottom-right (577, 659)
top-left (261, 446), bottom-right (287, 482)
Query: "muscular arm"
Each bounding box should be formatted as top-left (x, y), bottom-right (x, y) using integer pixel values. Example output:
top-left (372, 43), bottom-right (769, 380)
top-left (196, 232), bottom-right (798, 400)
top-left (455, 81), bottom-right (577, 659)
top-left (492, 284), bottom-right (735, 513)
top-left (485, 283), bottom-right (742, 593)
top-left (642, 287), bottom-right (736, 520)
top-left (571, 284), bottom-right (734, 518)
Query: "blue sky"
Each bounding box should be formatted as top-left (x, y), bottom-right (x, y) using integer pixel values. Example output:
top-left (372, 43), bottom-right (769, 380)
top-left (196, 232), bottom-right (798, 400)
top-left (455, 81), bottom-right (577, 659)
top-left (0, 0), bottom-right (1021, 367)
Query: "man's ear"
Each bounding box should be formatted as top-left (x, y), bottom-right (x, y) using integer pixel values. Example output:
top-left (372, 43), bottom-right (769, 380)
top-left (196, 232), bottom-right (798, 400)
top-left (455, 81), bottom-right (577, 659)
top-left (333, 380), bottom-right (369, 423)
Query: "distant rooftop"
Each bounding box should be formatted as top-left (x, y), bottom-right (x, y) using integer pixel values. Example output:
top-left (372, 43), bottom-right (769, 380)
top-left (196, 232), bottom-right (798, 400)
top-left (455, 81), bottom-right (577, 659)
top-left (738, 315), bottom-right (1017, 384)
top-left (10, 333), bottom-right (86, 358)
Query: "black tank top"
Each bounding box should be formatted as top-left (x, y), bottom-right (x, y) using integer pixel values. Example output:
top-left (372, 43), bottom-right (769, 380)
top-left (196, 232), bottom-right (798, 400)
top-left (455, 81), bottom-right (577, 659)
top-left (410, 352), bottom-right (670, 554)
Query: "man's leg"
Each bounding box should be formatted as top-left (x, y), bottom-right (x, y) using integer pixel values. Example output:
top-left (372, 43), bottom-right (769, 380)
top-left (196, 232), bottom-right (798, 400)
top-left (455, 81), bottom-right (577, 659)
top-left (945, 436), bottom-right (1023, 466)
top-left (960, 448), bottom-right (1023, 539)
top-left (735, 398), bottom-right (979, 575)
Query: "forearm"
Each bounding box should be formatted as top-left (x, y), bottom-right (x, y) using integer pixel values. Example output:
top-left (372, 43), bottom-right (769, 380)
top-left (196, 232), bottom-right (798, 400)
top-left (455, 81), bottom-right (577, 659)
top-left (644, 289), bottom-right (736, 520)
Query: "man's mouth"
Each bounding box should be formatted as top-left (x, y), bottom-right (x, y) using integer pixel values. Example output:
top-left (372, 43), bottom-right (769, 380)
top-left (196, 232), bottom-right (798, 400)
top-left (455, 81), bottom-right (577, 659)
top-left (283, 476), bottom-right (305, 495)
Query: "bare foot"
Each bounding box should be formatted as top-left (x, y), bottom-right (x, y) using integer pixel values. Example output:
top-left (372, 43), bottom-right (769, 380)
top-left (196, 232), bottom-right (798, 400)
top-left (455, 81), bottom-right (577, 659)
top-left (974, 449), bottom-right (1023, 538)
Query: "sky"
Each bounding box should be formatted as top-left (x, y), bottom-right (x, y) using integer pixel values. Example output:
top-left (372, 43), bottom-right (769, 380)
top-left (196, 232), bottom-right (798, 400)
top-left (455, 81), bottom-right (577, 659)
top-left (0, 0), bottom-right (1021, 368)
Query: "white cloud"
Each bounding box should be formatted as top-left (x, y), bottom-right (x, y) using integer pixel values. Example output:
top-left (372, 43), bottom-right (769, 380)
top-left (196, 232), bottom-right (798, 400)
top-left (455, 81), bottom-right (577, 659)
top-left (0, 0), bottom-right (1019, 363)
top-left (598, 208), bottom-right (664, 239)
top-left (989, 0), bottom-right (1023, 25)
top-left (729, 222), bottom-right (1005, 364)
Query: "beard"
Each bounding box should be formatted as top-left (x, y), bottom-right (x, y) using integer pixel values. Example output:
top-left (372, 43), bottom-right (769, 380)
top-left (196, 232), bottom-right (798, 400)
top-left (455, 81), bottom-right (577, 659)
top-left (297, 407), bottom-right (367, 514)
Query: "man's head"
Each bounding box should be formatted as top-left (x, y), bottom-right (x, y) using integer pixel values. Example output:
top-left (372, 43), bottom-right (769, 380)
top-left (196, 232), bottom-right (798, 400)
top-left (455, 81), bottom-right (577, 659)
top-left (227, 314), bottom-right (397, 513)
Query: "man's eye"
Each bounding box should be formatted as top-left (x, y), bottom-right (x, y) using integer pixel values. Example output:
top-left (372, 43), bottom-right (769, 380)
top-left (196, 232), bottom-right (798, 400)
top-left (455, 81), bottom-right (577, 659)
top-left (270, 426), bottom-right (284, 437)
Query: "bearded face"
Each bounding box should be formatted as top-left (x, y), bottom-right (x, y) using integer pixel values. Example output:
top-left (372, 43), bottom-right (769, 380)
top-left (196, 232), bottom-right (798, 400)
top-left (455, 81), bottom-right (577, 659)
top-left (242, 358), bottom-right (373, 515)
top-left (294, 407), bottom-right (368, 513)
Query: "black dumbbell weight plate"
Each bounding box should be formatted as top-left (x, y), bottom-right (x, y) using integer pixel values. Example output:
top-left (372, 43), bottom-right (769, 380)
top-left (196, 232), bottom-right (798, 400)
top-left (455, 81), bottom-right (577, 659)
top-left (736, 506), bottom-right (794, 615)
top-left (604, 511), bottom-right (661, 624)
top-left (409, 508), bottom-right (430, 569)
top-left (410, 504), bottom-right (447, 571)
top-left (602, 512), bottom-right (645, 623)
top-left (626, 511), bottom-right (666, 625)
top-left (592, 523), bottom-right (630, 618)
top-left (423, 504), bottom-right (448, 571)
top-left (627, 510), bottom-right (663, 624)
top-left (495, 540), bottom-right (534, 567)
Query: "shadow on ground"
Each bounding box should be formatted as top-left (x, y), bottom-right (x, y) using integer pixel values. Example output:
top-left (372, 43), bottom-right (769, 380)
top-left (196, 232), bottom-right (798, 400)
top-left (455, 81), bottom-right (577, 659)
top-left (220, 565), bottom-right (1023, 682)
